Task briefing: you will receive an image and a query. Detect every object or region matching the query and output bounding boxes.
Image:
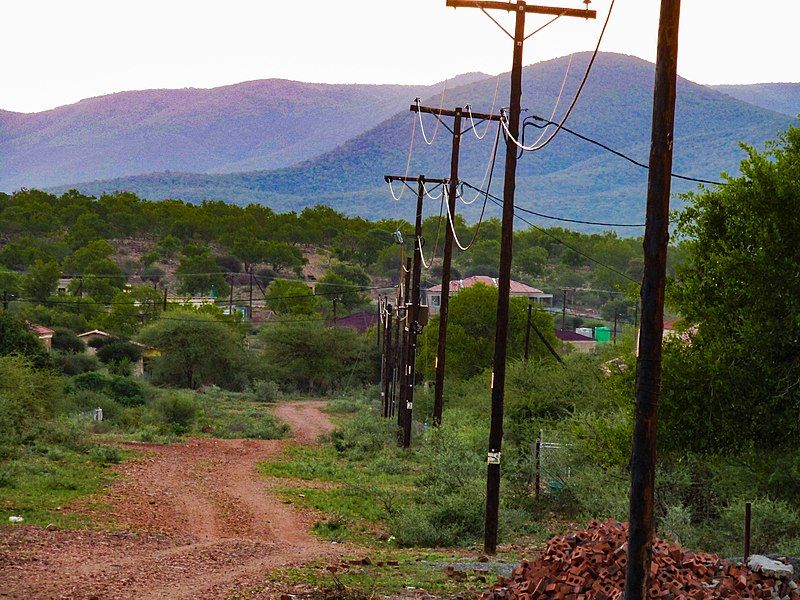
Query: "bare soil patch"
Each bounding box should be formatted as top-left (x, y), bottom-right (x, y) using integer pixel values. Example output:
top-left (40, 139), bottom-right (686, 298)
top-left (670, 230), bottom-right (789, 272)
top-left (0, 402), bottom-right (342, 599)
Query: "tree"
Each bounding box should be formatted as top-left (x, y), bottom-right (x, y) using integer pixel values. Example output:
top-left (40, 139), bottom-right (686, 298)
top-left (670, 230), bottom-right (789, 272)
top-left (260, 319), bottom-right (377, 393)
top-left (513, 245), bottom-right (548, 277)
top-left (661, 125), bottom-right (800, 452)
top-left (0, 313), bottom-right (49, 367)
top-left (176, 244), bottom-right (228, 296)
top-left (22, 259), bottom-right (60, 302)
top-left (418, 283), bottom-right (556, 380)
top-left (263, 241), bottom-right (306, 273)
top-left (316, 272), bottom-right (368, 312)
top-left (138, 311), bottom-right (244, 389)
top-left (265, 279), bottom-right (317, 315)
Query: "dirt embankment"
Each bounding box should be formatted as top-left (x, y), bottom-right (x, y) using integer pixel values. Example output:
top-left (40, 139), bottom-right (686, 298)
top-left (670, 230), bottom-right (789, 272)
top-left (0, 401), bottom-right (340, 600)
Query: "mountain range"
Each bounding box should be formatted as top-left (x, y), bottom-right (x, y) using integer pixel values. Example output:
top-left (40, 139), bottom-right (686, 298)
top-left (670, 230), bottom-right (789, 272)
top-left (3, 52), bottom-right (799, 232)
top-left (0, 72), bottom-right (487, 191)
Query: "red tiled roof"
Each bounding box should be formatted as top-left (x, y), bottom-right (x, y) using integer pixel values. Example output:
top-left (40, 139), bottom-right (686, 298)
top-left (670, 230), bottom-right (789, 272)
top-left (26, 322), bottom-right (55, 336)
top-left (428, 275), bottom-right (548, 295)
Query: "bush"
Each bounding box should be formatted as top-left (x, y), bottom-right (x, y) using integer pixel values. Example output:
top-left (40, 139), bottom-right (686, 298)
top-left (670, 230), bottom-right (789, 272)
top-left (53, 351), bottom-right (99, 376)
top-left (250, 379), bottom-right (281, 403)
top-left (0, 355), bottom-right (62, 452)
top-left (66, 389), bottom-right (123, 421)
top-left (96, 341), bottom-right (142, 365)
top-left (152, 392), bottom-right (200, 432)
top-left (70, 371), bottom-right (144, 406)
top-left (89, 444), bottom-right (123, 464)
top-left (52, 328), bottom-right (86, 353)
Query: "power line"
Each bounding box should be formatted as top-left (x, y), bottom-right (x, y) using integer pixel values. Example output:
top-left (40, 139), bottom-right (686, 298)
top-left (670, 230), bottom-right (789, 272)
top-left (521, 114), bottom-right (727, 186)
top-left (499, 0), bottom-right (615, 153)
top-left (482, 193), bottom-right (640, 285)
top-left (461, 181), bottom-right (645, 227)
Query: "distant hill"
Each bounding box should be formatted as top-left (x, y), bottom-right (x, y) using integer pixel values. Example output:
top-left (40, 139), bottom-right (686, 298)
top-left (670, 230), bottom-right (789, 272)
top-left (55, 53), bottom-right (796, 233)
top-left (0, 72), bottom-right (488, 191)
top-left (712, 83), bottom-right (800, 118)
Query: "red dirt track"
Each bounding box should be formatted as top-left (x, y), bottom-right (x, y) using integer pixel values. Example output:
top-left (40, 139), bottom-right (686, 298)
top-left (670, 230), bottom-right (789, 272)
top-left (0, 401), bottom-right (341, 599)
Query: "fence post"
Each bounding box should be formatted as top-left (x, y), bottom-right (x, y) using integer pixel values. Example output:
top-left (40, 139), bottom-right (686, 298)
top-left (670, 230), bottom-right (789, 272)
top-left (744, 501), bottom-right (752, 565)
top-left (535, 429), bottom-right (542, 499)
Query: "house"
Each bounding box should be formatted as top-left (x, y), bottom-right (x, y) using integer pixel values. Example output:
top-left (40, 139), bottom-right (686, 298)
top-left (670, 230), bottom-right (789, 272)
top-left (26, 322), bottom-right (55, 351)
top-left (425, 275), bottom-right (553, 315)
top-left (555, 329), bottom-right (596, 353)
top-left (77, 329), bottom-right (157, 377)
top-left (331, 311), bottom-right (381, 334)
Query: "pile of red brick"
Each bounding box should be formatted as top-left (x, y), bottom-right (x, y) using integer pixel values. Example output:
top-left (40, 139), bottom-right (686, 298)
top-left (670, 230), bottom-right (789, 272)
top-left (481, 519), bottom-right (798, 599)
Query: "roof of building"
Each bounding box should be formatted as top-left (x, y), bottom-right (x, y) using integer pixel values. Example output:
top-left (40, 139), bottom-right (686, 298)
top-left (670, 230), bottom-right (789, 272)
top-left (331, 311), bottom-right (380, 335)
top-left (77, 329), bottom-right (112, 338)
top-left (555, 329), bottom-right (595, 342)
top-left (26, 322), bottom-right (55, 337)
top-left (427, 275), bottom-right (551, 296)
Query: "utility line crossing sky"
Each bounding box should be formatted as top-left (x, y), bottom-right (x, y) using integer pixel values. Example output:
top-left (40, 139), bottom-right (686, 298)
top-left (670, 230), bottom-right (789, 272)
top-left (2, 0), bottom-right (797, 113)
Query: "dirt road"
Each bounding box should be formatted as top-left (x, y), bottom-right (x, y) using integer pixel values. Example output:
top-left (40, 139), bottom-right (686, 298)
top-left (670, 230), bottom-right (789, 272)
top-left (0, 401), bottom-right (341, 599)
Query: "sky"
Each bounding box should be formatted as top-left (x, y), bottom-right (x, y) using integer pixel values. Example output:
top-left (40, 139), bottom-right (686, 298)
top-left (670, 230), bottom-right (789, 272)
top-left (2, 0), bottom-right (798, 113)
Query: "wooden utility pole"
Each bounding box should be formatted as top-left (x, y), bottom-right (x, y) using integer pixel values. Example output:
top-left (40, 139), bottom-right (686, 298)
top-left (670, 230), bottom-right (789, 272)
top-left (445, 0), bottom-right (595, 556)
top-left (625, 1), bottom-right (681, 598)
top-left (228, 276), bottom-right (234, 316)
top-left (524, 303), bottom-right (533, 360)
top-left (249, 270), bottom-right (254, 320)
top-left (382, 303), bottom-right (394, 418)
top-left (385, 174), bottom-right (448, 447)
top-left (413, 103), bottom-right (503, 427)
top-left (397, 257), bottom-right (412, 439)
top-left (561, 288), bottom-right (568, 332)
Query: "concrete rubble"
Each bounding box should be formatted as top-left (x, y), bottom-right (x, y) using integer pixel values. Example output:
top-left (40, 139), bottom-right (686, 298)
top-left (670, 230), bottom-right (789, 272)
top-left (481, 519), bottom-right (799, 599)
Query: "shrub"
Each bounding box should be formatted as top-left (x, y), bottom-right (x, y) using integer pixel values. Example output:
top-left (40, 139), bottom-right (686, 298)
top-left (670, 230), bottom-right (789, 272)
top-left (89, 444), bottom-right (124, 464)
top-left (0, 355), bottom-right (62, 452)
top-left (250, 379), bottom-right (281, 403)
top-left (52, 328), bottom-right (86, 353)
top-left (53, 351), bottom-right (99, 376)
top-left (66, 389), bottom-right (123, 421)
top-left (152, 392), bottom-right (200, 432)
top-left (96, 341), bottom-right (142, 365)
top-left (70, 372), bottom-right (144, 406)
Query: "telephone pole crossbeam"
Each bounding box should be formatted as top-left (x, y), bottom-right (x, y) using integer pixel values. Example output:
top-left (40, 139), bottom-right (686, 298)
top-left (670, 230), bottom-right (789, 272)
top-left (445, 0), bottom-right (595, 556)
top-left (446, 0), bottom-right (595, 19)
top-left (411, 104), bottom-right (502, 123)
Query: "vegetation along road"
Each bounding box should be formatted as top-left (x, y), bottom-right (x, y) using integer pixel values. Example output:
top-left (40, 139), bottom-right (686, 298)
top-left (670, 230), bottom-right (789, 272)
top-left (0, 401), bottom-right (341, 600)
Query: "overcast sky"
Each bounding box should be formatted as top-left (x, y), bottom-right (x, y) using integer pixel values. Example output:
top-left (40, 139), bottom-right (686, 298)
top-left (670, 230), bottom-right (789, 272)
top-left (2, 0), bottom-right (797, 113)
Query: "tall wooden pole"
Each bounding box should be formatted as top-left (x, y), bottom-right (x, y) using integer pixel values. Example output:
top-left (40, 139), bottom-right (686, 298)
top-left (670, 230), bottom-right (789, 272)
top-left (483, 1), bottom-right (526, 556)
top-left (385, 174), bottom-right (448, 435)
top-left (625, 1), bottom-right (681, 598)
top-left (383, 303), bottom-right (394, 418)
top-left (397, 256), bottom-right (412, 439)
top-left (433, 108), bottom-right (462, 426)
top-left (410, 104), bottom-right (501, 428)
top-left (524, 303), bottom-right (532, 360)
top-left (402, 177), bottom-right (426, 448)
top-left (444, 0), bottom-right (594, 555)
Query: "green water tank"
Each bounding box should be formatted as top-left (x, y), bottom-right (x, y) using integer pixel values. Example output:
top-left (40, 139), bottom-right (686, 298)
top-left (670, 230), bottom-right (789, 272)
top-left (594, 326), bottom-right (611, 343)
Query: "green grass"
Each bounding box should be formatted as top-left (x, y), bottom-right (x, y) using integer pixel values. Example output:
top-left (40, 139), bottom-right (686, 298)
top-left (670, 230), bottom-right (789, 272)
top-left (0, 443), bottom-right (127, 528)
top-left (270, 549), bottom-right (502, 599)
top-left (260, 443), bottom-right (417, 544)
